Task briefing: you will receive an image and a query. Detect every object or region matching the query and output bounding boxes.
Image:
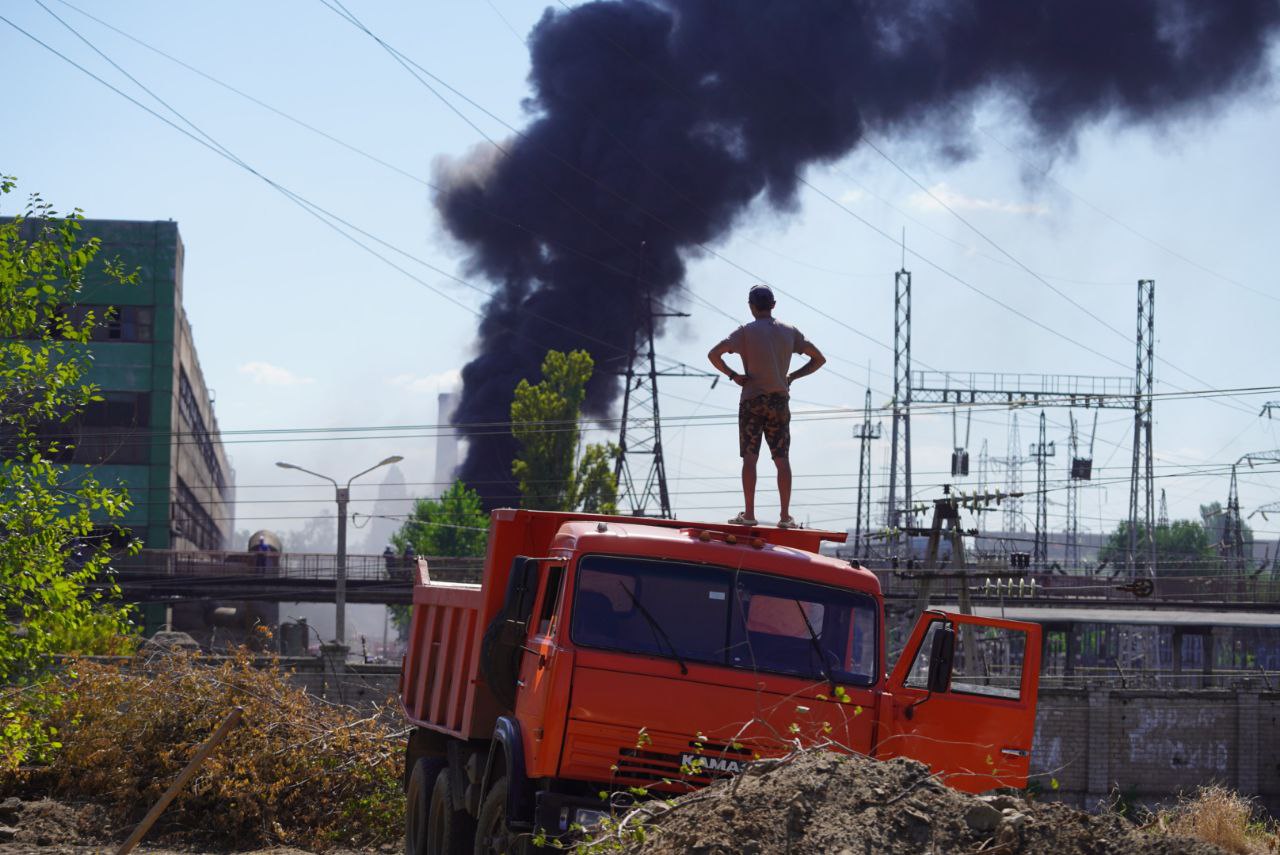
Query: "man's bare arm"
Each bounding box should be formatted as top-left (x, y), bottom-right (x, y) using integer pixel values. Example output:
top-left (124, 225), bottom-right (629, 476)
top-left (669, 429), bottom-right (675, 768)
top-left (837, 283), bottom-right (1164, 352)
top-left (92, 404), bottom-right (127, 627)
top-left (708, 342), bottom-right (747, 386)
top-left (788, 342), bottom-right (826, 385)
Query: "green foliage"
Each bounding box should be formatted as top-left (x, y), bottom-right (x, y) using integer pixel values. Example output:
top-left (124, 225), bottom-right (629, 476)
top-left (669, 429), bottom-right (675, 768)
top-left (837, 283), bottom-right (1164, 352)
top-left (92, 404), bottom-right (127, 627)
top-left (388, 479), bottom-right (488, 638)
top-left (1, 178), bottom-right (138, 769)
top-left (511, 350), bottom-right (618, 513)
top-left (391, 479), bottom-right (488, 557)
top-left (1098, 519), bottom-right (1219, 575)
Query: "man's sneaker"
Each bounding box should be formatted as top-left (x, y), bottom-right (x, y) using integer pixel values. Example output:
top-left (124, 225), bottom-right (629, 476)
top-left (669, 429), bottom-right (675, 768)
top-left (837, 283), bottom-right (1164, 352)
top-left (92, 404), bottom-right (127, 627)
top-left (728, 512), bottom-right (758, 526)
top-left (777, 515), bottom-right (799, 529)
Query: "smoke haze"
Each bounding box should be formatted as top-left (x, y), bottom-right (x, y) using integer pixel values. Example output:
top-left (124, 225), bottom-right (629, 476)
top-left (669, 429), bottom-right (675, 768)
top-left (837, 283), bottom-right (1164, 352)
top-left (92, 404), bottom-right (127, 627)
top-left (434, 0), bottom-right (1280, 508)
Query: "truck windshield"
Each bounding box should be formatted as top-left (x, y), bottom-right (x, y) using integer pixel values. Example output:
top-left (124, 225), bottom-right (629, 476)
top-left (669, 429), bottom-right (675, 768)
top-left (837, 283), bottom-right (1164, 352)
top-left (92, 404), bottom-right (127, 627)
top-left (570, 555), bottom-right (877, 686)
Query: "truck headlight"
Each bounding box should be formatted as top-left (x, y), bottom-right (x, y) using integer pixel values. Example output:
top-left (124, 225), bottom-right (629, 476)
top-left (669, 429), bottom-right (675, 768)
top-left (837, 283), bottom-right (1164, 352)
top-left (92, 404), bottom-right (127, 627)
top-left (573, 808), bottom-right (609, 830)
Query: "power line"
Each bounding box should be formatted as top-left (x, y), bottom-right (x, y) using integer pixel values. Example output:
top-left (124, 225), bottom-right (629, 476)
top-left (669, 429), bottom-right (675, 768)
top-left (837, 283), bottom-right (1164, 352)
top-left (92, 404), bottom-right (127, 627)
top-left (5, 7), bottom-right (721, 385)
top-left (977, 125), bottom-right (1280, 307)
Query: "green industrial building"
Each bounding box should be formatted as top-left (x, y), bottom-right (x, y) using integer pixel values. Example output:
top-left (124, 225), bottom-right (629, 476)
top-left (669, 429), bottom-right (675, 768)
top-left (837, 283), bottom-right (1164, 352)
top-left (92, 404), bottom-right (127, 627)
top-left (20, 218), bottom-right (260, 640)
top-left (62, 220), bottom-right (234, 556)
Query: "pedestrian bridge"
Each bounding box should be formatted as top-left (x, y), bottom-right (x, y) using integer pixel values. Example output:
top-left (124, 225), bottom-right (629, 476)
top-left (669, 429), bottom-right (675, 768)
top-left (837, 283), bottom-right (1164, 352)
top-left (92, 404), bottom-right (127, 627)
top-left (105, 549), bottom-right (1280, 610)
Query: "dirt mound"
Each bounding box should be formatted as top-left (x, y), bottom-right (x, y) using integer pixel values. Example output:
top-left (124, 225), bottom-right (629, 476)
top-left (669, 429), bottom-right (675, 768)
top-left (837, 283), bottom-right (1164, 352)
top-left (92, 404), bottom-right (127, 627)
top-left (0, 796), bottom-right (112, 850)
top-left (0, 796), bottom-right (384, 854)
top-left (624, 751), bottom-right (1223, 855)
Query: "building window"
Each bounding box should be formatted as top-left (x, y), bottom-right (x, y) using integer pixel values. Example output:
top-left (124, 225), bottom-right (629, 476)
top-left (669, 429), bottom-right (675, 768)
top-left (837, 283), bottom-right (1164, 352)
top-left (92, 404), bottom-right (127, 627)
top-left (33, 392), bottom-right (151, 465)
top-left (57, 305), bottom-right (155, 342)
top-left (178, 368), bottom-right (226, 494)
top-left (173, 476), bottom-right (221, 551)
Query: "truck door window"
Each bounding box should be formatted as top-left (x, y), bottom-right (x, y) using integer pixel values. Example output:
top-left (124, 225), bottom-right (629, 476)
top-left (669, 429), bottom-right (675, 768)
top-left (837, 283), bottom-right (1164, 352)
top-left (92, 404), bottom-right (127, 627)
top-left (904, 620), bottom-right (1026, 700)
top-left (536, 564), bottom-right (565, 636)
top-left (904, 621), bottom-right (943, 689)
top-left (950, 624), bottom-right (1025, 700)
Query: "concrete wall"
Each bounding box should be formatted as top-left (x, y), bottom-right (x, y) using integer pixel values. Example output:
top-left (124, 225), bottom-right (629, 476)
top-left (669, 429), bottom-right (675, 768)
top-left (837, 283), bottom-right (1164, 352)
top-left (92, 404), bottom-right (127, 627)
top-left (281, 655), bottom-right (401, 709)
top-left (1033, 685), bottom-right (1276, 813)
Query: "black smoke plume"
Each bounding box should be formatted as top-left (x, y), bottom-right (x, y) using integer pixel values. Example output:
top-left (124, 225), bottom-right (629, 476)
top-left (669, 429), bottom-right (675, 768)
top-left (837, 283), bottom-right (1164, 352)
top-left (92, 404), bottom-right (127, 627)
top-left (436, 0), bottom-right (1279, 509)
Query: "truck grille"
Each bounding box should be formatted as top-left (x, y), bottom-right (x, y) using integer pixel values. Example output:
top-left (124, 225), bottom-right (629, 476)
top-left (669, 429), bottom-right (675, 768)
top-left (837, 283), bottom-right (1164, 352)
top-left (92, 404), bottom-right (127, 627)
top-left (614, 739), bottom-right (754, 787)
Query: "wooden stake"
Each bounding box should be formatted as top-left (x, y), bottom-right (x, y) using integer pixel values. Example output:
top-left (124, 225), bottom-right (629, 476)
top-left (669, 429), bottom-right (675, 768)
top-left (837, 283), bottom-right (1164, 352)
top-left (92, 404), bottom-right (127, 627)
top-left (116, 706), bottom-right (243, 855)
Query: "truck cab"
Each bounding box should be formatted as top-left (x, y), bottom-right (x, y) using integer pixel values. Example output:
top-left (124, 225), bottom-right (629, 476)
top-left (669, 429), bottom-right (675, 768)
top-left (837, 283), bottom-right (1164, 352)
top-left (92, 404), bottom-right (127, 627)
top-left (400, 510), bottom-right (1040, 855)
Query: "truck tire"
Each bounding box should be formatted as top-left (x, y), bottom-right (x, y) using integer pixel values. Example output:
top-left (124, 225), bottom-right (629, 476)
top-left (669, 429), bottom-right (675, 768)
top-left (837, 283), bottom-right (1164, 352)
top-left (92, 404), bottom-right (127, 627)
top-left (409, 757), bottom-right (476, 855)
top-left (426, 767), bottom-right (476, 855)
top-left (405, 757), bottom-right (443, 855)
top-left (474, 775), bottom-right (527, 855)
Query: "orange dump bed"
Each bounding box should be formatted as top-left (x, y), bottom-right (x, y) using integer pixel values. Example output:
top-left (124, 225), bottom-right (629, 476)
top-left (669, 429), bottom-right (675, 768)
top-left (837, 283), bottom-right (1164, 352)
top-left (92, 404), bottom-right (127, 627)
top-left (399, 574), bottom-right (492, 737)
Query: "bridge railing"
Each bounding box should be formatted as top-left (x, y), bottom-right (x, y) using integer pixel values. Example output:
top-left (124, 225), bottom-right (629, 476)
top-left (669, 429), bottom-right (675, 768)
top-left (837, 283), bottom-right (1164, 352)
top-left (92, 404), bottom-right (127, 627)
top-left (870, 568), bottom-right (1280, 606)
top-left (108, 550), bottom-right (485, 583)
top-left (109, 551), bottom-right (1280, 605)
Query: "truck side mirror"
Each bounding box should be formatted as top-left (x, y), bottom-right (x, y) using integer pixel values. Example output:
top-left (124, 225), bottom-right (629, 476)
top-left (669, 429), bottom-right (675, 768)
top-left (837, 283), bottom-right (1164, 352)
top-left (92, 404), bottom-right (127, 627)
top-left (926, 623), bottom-right (956, 694)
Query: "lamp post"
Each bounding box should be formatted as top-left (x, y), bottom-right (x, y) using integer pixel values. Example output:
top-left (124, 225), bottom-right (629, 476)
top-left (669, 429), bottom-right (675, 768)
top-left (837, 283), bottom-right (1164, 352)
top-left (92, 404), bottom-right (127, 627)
top-left (276, 455), bottom-right (403, 646)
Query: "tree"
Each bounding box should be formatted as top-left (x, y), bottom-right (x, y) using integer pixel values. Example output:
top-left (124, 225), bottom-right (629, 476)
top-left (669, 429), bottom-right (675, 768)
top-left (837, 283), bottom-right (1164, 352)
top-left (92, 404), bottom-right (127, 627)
top-left (387, 479), bottom-right (489, 639)
top-left (391, 479), bottom-right (488, 558)
top-left (1199, 501), bottom-right (1255, 561)
top-left (510, 349), bottom-right (617, 513)
top-left (1, 178), bottom-right (137, 767)
top-left (1097, 519), bottom-right (1219, 575)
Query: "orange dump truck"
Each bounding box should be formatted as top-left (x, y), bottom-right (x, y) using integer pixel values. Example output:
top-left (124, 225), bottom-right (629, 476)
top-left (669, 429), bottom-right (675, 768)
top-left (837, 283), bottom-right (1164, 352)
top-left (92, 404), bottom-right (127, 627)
top-left (400, 509), bottom-right (1041, 855)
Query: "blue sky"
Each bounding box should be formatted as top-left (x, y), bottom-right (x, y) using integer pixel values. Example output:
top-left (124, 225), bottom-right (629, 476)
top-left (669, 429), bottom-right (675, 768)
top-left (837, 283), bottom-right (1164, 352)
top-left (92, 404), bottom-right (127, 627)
top-left (5, 0), bottom-right (1280, 560)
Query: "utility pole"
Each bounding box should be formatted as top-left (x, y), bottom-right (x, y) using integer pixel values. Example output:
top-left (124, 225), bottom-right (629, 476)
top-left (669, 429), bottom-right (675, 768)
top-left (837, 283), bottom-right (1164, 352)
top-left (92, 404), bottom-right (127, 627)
top-left (1067, 413), bottom-right (1080, 569)
top-left (1128, 279), bottom-right (1156, 576)
top-left (1029, 411), bottom-right (1056, 566)
top-left (853, 387), bottom-right (882, 561)
top-left (1158, 489), bottom-right (1169, 528)
top-left (887, 266), bottom-right (913, 554)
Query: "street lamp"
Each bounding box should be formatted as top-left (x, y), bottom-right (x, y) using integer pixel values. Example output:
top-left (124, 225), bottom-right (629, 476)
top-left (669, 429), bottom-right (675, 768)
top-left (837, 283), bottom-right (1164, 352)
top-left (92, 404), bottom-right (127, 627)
top-left (276, 455), bottom-right (404, 646)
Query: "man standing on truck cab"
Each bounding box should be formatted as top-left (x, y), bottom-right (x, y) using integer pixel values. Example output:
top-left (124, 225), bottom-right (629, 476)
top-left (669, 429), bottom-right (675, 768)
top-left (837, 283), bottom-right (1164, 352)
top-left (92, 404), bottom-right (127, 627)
top-left (707, 284), bottom-right (826, 529)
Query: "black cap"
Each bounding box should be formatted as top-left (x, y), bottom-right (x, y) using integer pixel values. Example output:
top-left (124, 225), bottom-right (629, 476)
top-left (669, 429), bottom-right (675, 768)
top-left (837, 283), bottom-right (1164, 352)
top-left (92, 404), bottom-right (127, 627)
top-left (748, 284), bottom-right (775, 307)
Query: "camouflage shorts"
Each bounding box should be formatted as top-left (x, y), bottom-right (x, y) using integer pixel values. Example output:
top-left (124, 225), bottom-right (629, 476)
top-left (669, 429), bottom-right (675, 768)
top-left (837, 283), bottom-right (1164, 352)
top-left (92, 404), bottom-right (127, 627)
top-left (739, 392), bottom-right (791, 459)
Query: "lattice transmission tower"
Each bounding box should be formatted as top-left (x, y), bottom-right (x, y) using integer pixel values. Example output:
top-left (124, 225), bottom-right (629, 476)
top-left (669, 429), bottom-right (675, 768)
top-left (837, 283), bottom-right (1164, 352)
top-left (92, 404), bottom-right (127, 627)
top-left (1127, 279), bottom-right (1156, 575)
top-left (853, 388), bottom-right (882, 560)
top-left (1002, 412), bottom-right (1025, 534)
top-left (887, 267), bottom-right (913, 548)
top-left (1029, 411), bottom-right (1056, 566)
top-left (613, 296), bottom-right (714, 518)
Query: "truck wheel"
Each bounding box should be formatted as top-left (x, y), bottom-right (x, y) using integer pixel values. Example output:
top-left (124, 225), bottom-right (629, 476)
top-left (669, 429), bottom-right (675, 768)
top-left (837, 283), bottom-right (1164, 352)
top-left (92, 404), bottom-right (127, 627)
top-left (406, 757), bottom-right (442, 855)
top-left (474, 775), bottom-right (526, 855)
top-left (426, 766), bottom-right (476, 855)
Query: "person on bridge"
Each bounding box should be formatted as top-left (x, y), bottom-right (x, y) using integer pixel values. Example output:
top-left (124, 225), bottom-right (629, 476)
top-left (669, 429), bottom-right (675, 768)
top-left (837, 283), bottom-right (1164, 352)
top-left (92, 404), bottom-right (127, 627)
top-left (707, 284), bottom-right (826, 529)
top-left (253, 536), bottom-right (272, 575)
top-left (401, 543), bottom-right (417, 581)
top-left (383, 545), bottom-right (397, 580)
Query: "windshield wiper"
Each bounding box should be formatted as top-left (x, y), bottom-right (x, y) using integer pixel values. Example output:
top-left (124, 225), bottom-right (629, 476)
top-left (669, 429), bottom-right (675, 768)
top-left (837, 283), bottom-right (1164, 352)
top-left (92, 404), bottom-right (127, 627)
top-left (794, 600), bottom-right (836, 692)
top-left (621, 583), bottom-right (689, 675)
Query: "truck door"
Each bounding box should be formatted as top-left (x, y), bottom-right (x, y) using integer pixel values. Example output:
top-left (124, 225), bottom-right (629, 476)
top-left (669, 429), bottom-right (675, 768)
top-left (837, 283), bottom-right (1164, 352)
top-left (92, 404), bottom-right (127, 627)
top-left (514, 561), bottom-right (567, 776)
top-left (877, 611), bottom-right (1041, 792)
